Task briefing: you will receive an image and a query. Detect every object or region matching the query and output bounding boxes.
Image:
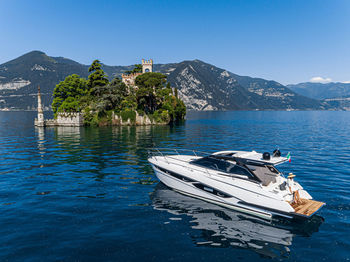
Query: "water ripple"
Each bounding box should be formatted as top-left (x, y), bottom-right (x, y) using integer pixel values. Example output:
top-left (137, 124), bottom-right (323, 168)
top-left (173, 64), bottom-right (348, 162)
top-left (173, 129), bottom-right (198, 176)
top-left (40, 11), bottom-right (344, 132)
top-left (0, 111), bottom-right (349, 261)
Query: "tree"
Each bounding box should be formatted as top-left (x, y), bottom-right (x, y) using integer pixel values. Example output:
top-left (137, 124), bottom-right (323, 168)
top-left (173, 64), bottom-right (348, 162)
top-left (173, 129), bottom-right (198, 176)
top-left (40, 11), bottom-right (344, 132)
top-left (88, 60), bottom-right (109, 91)
top-left (58, 97), bottom-right (80, 113)
top-left (124, 64), bottom-right (142, 74)
top-left (101, 77), bottom-right (129, 111)
top-left (52, 74), bottom-right (88, 115)
top-left (135, 72), bottom-right (167, 89)
top-left (134, 72), bottom-right (167, 113)
top-left (91, 77), bottom-right (129, 112)
top-left (174, 98), bottom-right (186, 121)
top-left (110, 77), bottom-right (128, 98)
top-left (133, 72), bottom-right (186, 121)
top-left (131, 64), bottom-right (142, 73)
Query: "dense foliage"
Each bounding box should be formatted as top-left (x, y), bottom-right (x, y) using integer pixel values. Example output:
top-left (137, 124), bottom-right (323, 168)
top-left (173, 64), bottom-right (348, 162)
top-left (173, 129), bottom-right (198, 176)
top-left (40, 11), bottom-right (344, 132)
top-left (88, 60), bottom-right (109, 90)
top-left (51, 61), bottom-right (186, 125)
top-left (52, 74), bottom-right (88, 116)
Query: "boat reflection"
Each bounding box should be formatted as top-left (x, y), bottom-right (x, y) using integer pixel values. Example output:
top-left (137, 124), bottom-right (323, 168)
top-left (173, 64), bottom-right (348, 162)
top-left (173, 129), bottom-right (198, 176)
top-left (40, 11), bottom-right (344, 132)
top-left (151, 184), bottom-right (324, 258)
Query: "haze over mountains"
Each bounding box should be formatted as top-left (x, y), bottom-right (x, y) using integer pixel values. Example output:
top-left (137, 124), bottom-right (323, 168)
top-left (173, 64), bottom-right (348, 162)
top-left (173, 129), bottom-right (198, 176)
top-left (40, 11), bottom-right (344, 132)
top-left (0, 51), bottom-right (347, 111)
top-left (288, 82), bottom-right (350, 100)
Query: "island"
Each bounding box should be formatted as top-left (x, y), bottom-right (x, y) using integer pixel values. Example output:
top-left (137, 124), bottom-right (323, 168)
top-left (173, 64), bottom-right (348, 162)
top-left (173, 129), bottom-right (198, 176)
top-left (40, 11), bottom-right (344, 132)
top-left (35, 59), bottom-right (186, 126)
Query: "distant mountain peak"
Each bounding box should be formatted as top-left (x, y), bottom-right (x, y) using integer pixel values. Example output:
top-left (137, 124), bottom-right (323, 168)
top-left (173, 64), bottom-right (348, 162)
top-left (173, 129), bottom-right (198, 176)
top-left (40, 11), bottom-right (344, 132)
top-left (27, 50), bottom-right (46, 55)
top-left (2, 50), bottom-right (54, 67)
top-left (17, 50), bottom-right (48, 60)
top-left (192, 59), bottom-right (204, 63)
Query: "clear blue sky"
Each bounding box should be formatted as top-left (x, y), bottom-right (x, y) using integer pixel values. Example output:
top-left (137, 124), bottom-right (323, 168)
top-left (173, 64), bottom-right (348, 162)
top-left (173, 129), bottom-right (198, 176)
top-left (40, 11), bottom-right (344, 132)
top-left (0, 0), bottom-right (349, 84)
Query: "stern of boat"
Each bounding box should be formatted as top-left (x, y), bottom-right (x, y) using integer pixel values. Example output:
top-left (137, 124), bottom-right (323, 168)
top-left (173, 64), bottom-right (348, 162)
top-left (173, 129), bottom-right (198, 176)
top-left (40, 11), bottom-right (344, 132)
top-left (290, 199), bottom-right (325, 218)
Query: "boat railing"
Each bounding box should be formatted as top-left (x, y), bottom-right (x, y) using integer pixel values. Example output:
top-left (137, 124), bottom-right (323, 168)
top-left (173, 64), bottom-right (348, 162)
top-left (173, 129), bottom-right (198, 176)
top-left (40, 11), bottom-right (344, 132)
top-left (147, 147), bottom-right (215, 175)
top-left (147, 147), bottom-right (210, 159)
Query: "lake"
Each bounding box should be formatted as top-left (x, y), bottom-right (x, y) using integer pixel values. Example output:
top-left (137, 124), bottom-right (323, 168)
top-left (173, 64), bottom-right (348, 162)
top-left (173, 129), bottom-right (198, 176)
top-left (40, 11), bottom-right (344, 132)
top-left (0, 111), bottom-right (349, 261)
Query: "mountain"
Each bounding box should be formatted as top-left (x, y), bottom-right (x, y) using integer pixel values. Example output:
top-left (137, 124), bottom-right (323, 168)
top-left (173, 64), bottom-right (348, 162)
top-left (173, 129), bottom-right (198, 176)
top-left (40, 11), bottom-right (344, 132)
top-left (156, 60), bottom-right (323, 110)
top-left (322, 96), bottom-right (350, 111)
top-left (0, 51), bottom-right (133, 110)
top-left (0, 51), bottom-right (326, 111)
top-left (287, 82), bottom-right (350, 100)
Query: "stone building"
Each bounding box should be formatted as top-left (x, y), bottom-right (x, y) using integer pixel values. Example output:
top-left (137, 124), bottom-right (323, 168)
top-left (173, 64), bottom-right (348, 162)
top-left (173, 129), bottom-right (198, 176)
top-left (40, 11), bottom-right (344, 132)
top-left (141, 59), bottom-right (153, 73)
top-left (122, 58), bottom-right (153, 86)
top-left (121, 72), bottom-right (142, 86)
top-left (34, 86), bottom-right (84, 127)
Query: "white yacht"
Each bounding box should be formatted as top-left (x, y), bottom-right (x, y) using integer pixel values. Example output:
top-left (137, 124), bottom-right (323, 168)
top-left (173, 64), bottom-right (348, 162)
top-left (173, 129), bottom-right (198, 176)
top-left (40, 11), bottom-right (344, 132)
top-left (148, 148), bottom-right (325, 220)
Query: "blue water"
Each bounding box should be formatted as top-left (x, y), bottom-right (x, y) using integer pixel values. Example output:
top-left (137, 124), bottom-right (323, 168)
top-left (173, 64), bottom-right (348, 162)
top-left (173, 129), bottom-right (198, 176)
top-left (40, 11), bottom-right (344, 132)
top-left (0, 111), bottom-right (349, 261)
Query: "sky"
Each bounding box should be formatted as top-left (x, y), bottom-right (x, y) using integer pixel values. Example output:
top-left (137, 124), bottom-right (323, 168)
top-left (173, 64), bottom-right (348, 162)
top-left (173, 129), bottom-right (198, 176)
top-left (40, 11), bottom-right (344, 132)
top-left (0, 0), bottom-right (349, 84)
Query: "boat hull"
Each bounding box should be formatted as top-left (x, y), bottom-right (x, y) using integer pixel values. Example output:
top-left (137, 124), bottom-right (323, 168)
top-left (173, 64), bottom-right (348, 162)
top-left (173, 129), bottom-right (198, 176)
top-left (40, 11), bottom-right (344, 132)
top-left (151, 164), bottom-right (325, 221)
top-left (152, 165), bottom-right (278, 220)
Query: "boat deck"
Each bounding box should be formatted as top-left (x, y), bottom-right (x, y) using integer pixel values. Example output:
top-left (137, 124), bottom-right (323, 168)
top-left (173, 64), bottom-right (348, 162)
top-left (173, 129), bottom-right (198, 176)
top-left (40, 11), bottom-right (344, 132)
top-left (291, 199), bottom-right (325, 217)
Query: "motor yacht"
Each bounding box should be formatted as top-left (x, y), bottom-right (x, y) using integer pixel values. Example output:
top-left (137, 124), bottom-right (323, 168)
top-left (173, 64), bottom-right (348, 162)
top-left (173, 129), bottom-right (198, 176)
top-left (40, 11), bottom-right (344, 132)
top-left (148, 148), bottom-right (325, 220)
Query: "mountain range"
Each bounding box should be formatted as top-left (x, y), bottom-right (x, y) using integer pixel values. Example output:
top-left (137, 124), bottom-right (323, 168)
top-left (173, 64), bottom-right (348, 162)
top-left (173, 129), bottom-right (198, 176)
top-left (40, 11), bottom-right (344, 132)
top-left (287, 82), bottom-right (350, 100)
top-left (0, 51), bottom-right (344, 111)
top-left (287, 82), bottom-right (350, 110)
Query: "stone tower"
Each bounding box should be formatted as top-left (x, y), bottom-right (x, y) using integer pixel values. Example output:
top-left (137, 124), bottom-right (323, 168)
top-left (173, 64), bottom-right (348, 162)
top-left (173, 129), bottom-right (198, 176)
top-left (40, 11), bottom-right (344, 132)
top-left (142, 59), bottom-right (153, 73)
top-left (35, 86), bottom-right (44, 126)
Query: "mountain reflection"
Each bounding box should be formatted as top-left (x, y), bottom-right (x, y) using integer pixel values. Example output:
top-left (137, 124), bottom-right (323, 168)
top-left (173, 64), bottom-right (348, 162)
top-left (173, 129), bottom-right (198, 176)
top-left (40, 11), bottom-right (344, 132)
top-left (151, 184), bottom-right (324, 259)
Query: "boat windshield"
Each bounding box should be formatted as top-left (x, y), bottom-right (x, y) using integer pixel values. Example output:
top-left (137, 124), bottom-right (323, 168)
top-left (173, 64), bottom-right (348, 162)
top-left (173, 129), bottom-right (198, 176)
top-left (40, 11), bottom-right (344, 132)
top-left (190, 156), bottom-right (256, 180)
top-left (246, 164), bottom-right (281, 186)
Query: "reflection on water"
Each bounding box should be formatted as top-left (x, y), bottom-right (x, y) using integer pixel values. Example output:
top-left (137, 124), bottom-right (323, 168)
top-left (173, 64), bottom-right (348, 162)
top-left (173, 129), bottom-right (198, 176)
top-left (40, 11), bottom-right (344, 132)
top-left (151, 184), bottom-right (324, 259)
top-left (3, 111), bottom-right (348, 261)
top-left (56, 126), bottom-right (82, 139)
top-left (48, 125), bottom-right (176, 183)
top-left (35, 127), bottom-right (46, 167)
top-left (36, 127), bottom-right (45, 152)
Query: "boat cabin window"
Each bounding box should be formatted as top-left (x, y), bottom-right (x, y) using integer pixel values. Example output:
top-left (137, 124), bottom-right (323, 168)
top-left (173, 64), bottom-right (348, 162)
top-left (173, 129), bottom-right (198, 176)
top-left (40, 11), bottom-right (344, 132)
top-left (191, 157), bottom-right (254, 179)
top-left (246, 164), bottom-right (280, 186)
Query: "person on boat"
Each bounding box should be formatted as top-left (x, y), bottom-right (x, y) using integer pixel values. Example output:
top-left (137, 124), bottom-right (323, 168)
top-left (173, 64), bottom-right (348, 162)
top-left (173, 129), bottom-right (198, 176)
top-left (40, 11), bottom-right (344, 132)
top-left (287, 173), bottom-right (301, 203)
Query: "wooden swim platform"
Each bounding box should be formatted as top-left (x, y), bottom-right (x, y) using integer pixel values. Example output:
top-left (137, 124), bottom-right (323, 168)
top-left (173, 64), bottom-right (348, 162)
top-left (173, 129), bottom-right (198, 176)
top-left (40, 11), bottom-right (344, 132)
top-left (290, 199), bottom-right (325, 217)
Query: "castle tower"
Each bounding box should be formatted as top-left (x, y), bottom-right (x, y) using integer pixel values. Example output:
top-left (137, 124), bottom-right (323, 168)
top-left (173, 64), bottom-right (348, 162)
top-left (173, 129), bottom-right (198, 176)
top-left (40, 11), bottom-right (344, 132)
top-left (35, 86), bottom-right (44, 127)
top-left (142, 59), bottom-right (153, 73)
